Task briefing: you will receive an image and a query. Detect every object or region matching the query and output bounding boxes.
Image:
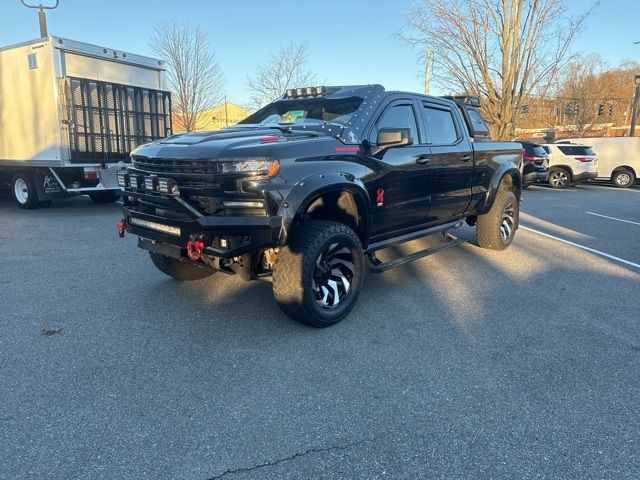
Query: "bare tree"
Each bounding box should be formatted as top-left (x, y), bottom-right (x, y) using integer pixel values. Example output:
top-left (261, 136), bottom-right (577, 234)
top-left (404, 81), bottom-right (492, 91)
top-left (402, 0), bottom-right (595, 140)
top-left (151, 22), bottom-right (224, 132)
top-left (556, 54), bottom-right (607, 137)
top-left (246, 42), bottom-right (317, 109)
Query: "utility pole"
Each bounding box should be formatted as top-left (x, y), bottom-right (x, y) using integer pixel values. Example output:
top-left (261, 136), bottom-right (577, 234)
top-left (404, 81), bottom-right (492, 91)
top-left (224, 96), bottom-right (229, 127)
top-left (20, 0), bottom-right (59, 38)
top-left (424, 49), bottom-right (432, 95)
top-left (630, 75), bottom-right (640, 137)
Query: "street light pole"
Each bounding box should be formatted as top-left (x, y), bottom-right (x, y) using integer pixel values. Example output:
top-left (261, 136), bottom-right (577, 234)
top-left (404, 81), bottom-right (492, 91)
top-left (630, 75), bottom-right (640, 137)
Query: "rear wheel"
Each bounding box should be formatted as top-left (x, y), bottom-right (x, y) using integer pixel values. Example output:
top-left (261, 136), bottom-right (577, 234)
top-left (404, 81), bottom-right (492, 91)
top-left (12, 173), bottom-right (39, 209)
top-left (272, 221), bottom-right (364, 327)
top-left (612, 169), bottom-right (635, 188)
top-left (476, 189), bottom-right (518, 251)
top-left (90, 190), bottom-right (120, 204)
top-left (548, 168), bottom-right (571, 189)
top-left (149, 252), bottom-right (215, 281)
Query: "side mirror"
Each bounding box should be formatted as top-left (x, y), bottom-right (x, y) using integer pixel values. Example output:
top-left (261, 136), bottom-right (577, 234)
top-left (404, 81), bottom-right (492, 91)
top-left (376, 128), bottom-right (412, 148)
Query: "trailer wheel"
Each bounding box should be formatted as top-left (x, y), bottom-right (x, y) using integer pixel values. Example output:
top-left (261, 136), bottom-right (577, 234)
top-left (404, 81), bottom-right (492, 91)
top-left (90, 190), bottom-right (120, 204)
top-left (12, 173), bottom-right (39, 210)
top-left (149, 252), bottom-right (215, 281)
top-left (612, 168), bottom-right (635, 188)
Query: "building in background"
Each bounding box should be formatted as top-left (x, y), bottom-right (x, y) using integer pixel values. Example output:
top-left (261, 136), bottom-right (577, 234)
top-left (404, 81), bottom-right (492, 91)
top-left (173, 102), bottom-right (251, 133)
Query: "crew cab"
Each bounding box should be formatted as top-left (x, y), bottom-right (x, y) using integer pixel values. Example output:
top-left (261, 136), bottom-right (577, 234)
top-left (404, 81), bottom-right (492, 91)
top-left (118, 85), bottom-right (523, 327)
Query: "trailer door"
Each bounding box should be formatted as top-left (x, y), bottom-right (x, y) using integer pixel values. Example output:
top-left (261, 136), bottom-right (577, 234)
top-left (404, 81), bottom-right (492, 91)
top-left (64, 77), bottom-right (172, 163)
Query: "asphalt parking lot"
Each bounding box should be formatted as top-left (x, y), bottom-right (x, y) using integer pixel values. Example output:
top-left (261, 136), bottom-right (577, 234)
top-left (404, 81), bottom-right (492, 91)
top-left (1, 183), bottom-right (639, 480)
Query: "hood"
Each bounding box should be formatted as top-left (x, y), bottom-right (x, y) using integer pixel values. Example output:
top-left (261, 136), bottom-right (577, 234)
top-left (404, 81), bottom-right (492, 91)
top-left (132, 125), bottom-right (342, 160)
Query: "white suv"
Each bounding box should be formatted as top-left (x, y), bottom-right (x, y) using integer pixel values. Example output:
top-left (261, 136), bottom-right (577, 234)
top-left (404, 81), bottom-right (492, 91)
top-left (542, 142), bottom-right (598, 189)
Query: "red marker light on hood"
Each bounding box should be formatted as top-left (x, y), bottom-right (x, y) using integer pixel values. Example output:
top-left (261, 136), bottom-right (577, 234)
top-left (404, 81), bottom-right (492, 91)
top-left (260, 135), bottom-right (280, 144)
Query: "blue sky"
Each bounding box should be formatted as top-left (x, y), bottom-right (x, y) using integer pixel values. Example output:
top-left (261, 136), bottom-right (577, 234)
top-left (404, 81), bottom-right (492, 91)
top-left (1, 0), bottom-right (638, 105)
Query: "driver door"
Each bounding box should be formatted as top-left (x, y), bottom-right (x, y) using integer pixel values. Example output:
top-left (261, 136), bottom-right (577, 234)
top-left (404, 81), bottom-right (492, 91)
top-left (368, 100), bottom-right (432, 239)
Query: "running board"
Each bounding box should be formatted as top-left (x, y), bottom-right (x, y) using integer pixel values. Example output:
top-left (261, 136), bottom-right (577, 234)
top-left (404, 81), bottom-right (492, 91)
top-left (366, 220), bottom-right (463, 253)
top-left (367, 234), bottom-right (466, 273)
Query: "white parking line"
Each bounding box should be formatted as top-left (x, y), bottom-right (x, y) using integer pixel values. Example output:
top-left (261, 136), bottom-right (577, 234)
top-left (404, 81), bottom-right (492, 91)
top-left (520, 226), bottom-right (640, 270)
top-left (584, 185), bottom-right (640, 193)
top-left (586, 212), bottom-right (640, 226)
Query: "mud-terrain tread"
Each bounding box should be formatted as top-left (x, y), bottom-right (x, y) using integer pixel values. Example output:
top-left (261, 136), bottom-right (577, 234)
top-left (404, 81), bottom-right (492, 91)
top-left (476, 189), bottom-right (518, 251)
top-left (272, 221), bottom-right (363, 327)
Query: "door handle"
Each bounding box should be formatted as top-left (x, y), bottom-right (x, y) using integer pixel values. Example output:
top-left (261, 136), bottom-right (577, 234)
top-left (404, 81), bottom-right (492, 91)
top-left (461, 155), bottom-right (472, 162)
top-left (415, 156), bottom-right (431, 166)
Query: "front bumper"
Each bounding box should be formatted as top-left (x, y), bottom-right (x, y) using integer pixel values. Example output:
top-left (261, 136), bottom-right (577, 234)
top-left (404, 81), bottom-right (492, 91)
top-left (121, 194), bottom-right (282, 259)
top-left (572, 171), bottom-right (598, 183)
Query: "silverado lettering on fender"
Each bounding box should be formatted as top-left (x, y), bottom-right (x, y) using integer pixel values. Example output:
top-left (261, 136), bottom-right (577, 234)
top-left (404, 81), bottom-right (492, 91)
top-left (119, 85), bottom-right (522, 327)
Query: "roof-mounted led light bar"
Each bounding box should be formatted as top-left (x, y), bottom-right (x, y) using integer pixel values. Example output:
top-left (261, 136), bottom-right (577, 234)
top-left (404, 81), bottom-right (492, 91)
top-left (284, 86), bottom-right (326, 99)
top-left (444, 95), bottom-right (481, 107)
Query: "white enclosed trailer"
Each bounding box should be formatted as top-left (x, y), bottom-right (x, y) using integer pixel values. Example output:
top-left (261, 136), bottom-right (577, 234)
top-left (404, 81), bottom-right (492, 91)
top-left (0, 36), bottom-right (172, 208)
top-left (566, 137), bottom-right (640, 188)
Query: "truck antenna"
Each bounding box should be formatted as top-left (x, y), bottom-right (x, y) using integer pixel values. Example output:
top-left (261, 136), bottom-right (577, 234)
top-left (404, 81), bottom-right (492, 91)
top-left (20, 0), bottom-right (59, 38)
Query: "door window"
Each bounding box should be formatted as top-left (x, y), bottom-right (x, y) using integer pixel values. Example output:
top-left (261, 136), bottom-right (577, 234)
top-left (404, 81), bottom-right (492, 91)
top-left (372, 104), bottom-right (419, 145)
top-left (422, 104), bottom-right (459, 145)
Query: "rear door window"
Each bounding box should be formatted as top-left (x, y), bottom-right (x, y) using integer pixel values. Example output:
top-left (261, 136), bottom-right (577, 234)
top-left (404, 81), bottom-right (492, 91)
top-left (557, 145), bottom-right (595, 156)
top-left (421, 103), bottom-right (460, 144)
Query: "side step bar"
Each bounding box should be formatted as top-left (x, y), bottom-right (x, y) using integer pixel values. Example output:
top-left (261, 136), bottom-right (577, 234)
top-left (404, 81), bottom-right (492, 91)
top-left (366, 220), bottom-right (463, 253)
top-left (367, 229), bottom-right (466, 273)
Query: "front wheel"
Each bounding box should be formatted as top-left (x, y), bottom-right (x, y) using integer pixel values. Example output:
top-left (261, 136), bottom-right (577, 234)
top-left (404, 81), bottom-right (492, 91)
top-left (476, 189), bottom-right (519, 250)
top-left (612, 169), bottom-right (635, 188)
top-left (149, 252), bottom-right (215, 281)
top-left (272, 221), bottom-right (364, 327)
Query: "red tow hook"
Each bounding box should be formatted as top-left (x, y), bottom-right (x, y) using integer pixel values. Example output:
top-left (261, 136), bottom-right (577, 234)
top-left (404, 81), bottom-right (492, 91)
top-left (187, 238), bottom-right (205, 261)
top-left (117, 218), bottom-right (126, 238)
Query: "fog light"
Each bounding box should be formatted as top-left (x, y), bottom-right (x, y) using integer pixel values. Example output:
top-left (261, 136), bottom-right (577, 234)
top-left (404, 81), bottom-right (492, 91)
top-left (129, 175), bottom-right (142, 190)
top-left (144, 175), bottom-right (157, 192)
top-left (116, 172), bottom-right (128, 187)
top-left (158, 178), bottom-right (179, 195)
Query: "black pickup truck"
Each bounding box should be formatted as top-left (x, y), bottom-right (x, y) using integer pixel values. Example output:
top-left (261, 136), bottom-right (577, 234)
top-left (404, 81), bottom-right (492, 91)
top-left (118, 85), bottom-right (522, 327)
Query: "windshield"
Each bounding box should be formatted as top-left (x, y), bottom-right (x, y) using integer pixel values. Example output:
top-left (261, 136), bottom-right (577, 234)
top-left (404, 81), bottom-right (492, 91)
top-left (241, 97), bottom-right (363, 127)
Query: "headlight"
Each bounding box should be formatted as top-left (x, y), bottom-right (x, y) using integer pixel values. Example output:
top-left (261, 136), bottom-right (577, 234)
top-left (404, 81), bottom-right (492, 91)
top-left (221, 159), bottom-right (279, 177)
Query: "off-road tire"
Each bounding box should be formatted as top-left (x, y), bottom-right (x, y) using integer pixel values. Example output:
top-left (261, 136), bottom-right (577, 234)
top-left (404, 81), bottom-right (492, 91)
top-left (476, 189), bottom-right (519, 251)
top-left (90, 190), bottom-right (120, 204)
top-left (149, 252), bottom-right (215, 281)
top-left (612, 169), bottom-right (635, 188)
top-left (548, 168), bottom-right (571, 189)
top-left (272, 221), bottom-right (364, 327)
top-left (12, 173), bottom-right (39, 209)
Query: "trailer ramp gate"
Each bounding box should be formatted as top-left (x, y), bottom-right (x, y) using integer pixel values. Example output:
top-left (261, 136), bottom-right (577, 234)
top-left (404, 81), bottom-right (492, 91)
top-left (65, 77), bottom-right (172, 163)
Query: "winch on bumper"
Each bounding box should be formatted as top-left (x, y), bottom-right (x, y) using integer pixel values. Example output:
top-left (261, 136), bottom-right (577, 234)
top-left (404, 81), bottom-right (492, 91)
top-left (120, 189), bottom-right (282, 261)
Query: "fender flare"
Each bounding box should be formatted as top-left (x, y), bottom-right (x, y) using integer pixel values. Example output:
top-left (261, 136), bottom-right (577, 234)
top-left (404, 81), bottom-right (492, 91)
top-left (479, 162), bottom-right (522, 215)
top-left (277, 172), bottom-right (372, 246)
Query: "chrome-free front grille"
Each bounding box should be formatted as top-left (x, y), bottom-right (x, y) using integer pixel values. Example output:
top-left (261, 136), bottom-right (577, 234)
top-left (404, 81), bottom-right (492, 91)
top-left (132, 156), bottom-right (218, 175)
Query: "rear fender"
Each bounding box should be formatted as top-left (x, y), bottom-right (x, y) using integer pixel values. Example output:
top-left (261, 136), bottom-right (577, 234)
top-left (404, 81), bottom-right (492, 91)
top-left (479, 162), bottom-right (522, 215)
top-left (278, 172), bottom-right (371, 246)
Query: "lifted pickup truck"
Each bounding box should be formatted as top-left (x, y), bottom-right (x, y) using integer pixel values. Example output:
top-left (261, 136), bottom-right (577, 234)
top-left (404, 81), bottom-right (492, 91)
top-left (119, 85), bottom-right (522, 327)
